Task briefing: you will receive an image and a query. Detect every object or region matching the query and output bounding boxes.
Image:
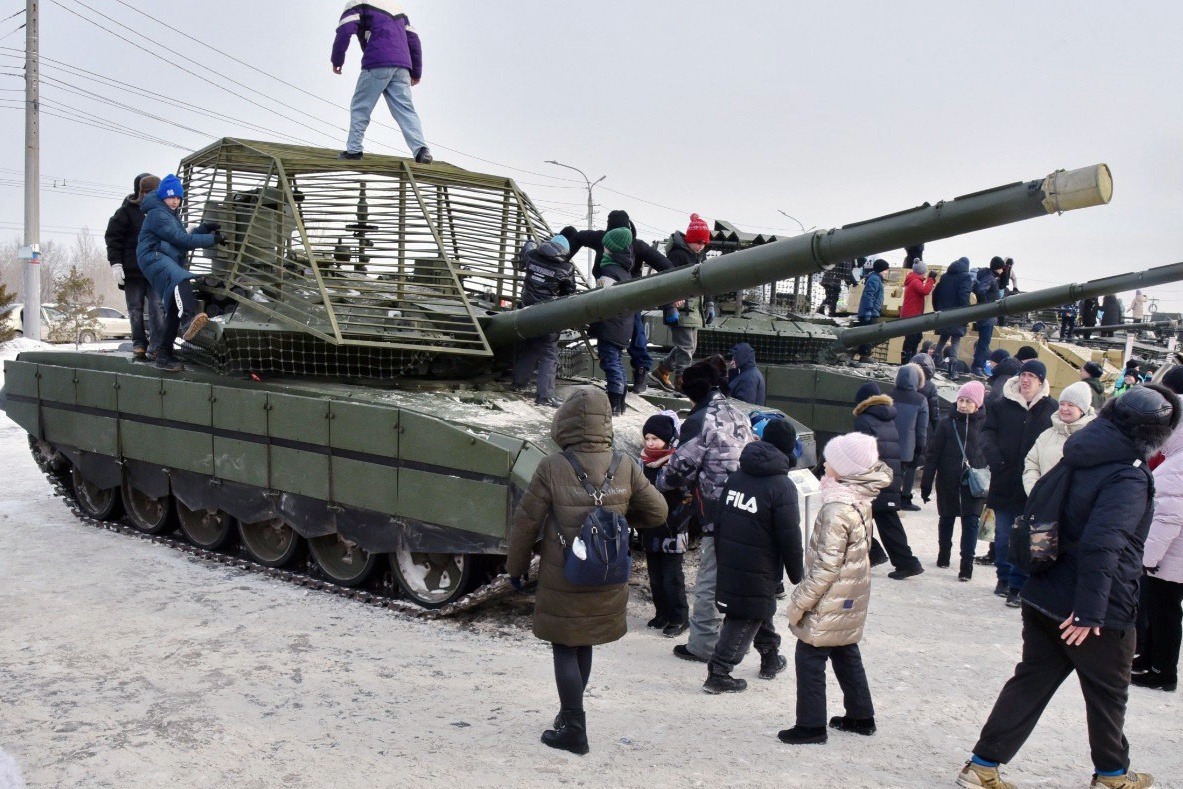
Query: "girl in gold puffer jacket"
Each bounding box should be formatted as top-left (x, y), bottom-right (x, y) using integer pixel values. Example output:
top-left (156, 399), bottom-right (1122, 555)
top-left (780, 432), bottom-right (891, 745)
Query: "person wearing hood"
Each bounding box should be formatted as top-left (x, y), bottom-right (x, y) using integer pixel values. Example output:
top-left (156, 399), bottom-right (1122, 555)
top-left (563, 210), bottom-right (674, 395)
top-left (889, 363), bottom-right (929, 512)
top-left (727, 342), bottom-right (765, 405)
top-left (931, 257), bottom-right (974, 374)
top-left (981, 360), bottom-right (1058, 607)
top-left (1080, 296), bottom-right (1099, 329)
top-left (1100, 294), bottom-right (1122, 338)
top-left (985, 353), bottom-right (1020, 407)
top-left (587, 227), bottom-right (637, 416)
top-left (957, 385), bottom-right (1179, 789)
top-left (659, 357), bottom-right (755, 663)
top-left (921, 381), bottom-right (988, 579)
top-left (853, 382), bottom-right (923, 579)
top-left (702, 419), bottom-right (803, 695)
top-left (1131, 290), bottom-right (1148, 323)
top-left (1022, 382), bottom-right (1096, 494)
top-left (105, 173), bottom-right (164, 361)
top-left (506, 387), bottom-right (668, 756)
top-left (1135, 367), bottom-right (1183, 693)
top-left (1081, 362), bottom-right (1107, 411)
top-left (135, 174), bottom-right (222, 373)
top-left (855, 259), bottom-right (891, 362)
top-left (652, 214), bottom-right (716, 392)
top-left (779, 432), bottom-right (889, 745)
top-left (512, 235), bottom-right (577, 407)
top-left (900, 259), bottom-right (938, 363)
top-left (970, 257), bottom-right (1005, 376)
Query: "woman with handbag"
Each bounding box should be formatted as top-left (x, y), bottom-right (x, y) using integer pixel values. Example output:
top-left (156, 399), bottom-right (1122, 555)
top-left (920, 381), bottom-right (989, 580)
top-left (1022, 381), bottom-right (1096, 494)
top-left (506, 387), bottom-right (668, 755)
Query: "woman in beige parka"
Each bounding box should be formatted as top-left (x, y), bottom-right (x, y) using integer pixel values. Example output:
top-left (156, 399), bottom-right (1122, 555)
top-left (506, 386), bottom-right (667, 755)
top-left (1022, 380), bottom-right (1096, 494)
top-left (780, 432), bottom-right (890, 745)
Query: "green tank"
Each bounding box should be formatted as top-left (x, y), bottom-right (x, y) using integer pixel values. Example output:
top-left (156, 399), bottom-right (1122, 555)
top-left (0, 139), bottom-right (1113, 609)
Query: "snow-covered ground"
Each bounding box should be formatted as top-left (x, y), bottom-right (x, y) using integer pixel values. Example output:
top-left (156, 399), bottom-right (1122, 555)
top-left (0, 344), bottom-right (1180, 789)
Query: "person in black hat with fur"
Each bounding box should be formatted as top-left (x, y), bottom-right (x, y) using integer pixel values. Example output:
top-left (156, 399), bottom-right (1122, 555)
top-left (701, 418), bottom-right (803, 694)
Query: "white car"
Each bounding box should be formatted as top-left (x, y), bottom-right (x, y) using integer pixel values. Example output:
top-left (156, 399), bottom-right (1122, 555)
top-left (86, 306), bottom-right (132, 341)
top-left (1, 303), bottom-right (65, 342)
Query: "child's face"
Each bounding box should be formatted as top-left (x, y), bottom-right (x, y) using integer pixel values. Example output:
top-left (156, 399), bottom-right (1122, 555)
top-left (956, 397), bottom-right (978, 414)
top-left (643, 434), bottom-right (667, 451)
top-left (164, 196), bottom-right (182, 210)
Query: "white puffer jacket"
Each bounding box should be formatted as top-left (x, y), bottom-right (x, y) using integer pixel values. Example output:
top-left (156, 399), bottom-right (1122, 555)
top-left (1145, 426), bottom-right (1183, 583)
top-left (1022, 411), bottom-right (1096, 494)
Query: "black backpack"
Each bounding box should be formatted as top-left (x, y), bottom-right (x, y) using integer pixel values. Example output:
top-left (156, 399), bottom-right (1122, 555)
top-left (556, 451), bottom-right (633, 586)
top-left (1009, 461), bottom-right (1074, 575)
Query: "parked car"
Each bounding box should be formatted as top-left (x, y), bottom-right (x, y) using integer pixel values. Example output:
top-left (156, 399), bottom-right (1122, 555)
top-left (87, 306), bottom-right (132, 341)
top-left (1, 303), bottom-right (66, 342)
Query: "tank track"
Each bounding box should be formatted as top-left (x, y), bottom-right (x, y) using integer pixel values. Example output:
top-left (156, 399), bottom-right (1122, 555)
top-left (34, 460), bottom-right (536, 619)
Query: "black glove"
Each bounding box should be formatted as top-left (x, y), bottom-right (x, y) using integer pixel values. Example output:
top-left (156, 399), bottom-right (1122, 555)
top-left (510, 576), bottom-right (525, 592)
top-left (205, 221), bottom-right (222, 233)
top-left (214, 231), bottom-right (228, 246)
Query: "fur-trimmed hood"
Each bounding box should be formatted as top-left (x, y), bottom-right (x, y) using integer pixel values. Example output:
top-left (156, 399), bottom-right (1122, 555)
top-left (853, 394), bottom-right (894, 416)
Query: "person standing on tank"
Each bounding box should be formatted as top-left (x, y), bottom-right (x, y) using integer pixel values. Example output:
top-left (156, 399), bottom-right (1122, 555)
top-left (105, 173), bottom-right (164, 361)
top-left (506, 387), bottom-right (667, 756)
top-left (970, 257), bottom-right (1005, 377)
top-left (511, 234), bottom-right (576, 407)
top-left (651, 214), bottom-right (716, 391)
top-left (900, 259), bottom-right (937, 363)
top-left (659, 357), bottom-right (755, 664)
top-left (854, 259), bottom-right (890, 362)
top-left (586, 227), bottom-right (637, 416)
top-left (332, 1), bottom-right (432, 164)
top-left (136, 175), bottom-right (223, 373)
top-left (932, 257), bottom-right (973, 375)
top-left (563, 210), bottom-right (674, 395)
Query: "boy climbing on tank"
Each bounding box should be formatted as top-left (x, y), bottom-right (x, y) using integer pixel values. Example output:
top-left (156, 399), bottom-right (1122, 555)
top-left (512, 234), bottom-right (576, 407)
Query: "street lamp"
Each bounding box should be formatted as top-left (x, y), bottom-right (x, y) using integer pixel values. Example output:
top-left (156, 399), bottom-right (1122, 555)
top-left (546, 160), bottom-right (605, 280)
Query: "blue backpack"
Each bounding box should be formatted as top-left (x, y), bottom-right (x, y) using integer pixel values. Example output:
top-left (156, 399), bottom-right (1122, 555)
top-left (556, 451), bottom-right (632, 586)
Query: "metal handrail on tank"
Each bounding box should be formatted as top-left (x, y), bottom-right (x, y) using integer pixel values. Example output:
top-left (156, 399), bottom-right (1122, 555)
top-left (838, 261), bottom-right (1183, 349)
top-left (483, 164), bottom-right (1113, 347)
top-left (1071, 318), bottom-right (1180, 335)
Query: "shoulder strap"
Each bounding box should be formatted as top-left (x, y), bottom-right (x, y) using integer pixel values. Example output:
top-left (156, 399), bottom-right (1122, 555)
top-left (562, 450), bottom-right (623, 504)
top-left (952, 419), bottom-right (970, 468)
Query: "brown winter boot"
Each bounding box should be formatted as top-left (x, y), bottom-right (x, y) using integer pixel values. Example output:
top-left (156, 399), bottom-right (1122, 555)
top-left (1090, 771), bottom-right (1155, 788)
top-left (957, 761), bottom-right (1016, 789)
top-left (181, 312), bottom-right (209, 342)
top-left (651, 363), bottom-right (676, 392)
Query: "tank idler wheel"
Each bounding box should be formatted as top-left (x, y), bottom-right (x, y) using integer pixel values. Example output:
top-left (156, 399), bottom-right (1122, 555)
top-left (389, 548), bottom-right (475, 608)
top-left (29, 436), bottom-right (66, 475)
top-left (121, 477), bottom-right (177, 535)
top-left (238, 517), bottom-right (303, 568)
top-left (309, 534), bottom-right (379, 587)
top-left (176, 500), bottom-right (235, 550)
top-left (70, 466), bottom-right (124, 521)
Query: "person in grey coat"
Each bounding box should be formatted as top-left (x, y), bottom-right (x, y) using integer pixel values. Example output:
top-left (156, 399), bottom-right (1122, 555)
top-left (890, 363), bottom-right (929, 511)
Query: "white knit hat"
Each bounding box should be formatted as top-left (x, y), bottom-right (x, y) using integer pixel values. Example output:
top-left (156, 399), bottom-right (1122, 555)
top-left (824, 433), bottom-right (879, 478)
top-left (1058, 381), bottom-right (1094, 415)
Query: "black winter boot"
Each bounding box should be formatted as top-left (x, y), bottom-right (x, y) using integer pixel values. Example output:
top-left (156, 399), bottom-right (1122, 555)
top-left (778, 725), bottom-right (828, 744)
top-left (758, 652), bottom-right (787, 680)
top-left (936, 548), bottom-right (951, 568)
top-left (958, 558), bottom-right (973, 581)
top-left (975, 542), bottom-right (996, 565)
top-left (631, 367), bottom-right (649, 395)
top-left (829, 715), bottom-right (876, 735)
top-left (542, 709), bottom-right (589, 755)
top-left (607, 391), bottom-right (627, 416)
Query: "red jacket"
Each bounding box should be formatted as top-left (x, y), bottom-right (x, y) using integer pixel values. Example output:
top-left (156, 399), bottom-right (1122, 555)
top-left (901, 271), bottom-right (936, 319)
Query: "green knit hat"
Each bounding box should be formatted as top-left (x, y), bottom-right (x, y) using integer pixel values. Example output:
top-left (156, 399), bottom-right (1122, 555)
top-left (602, 226), bottom-right (633, 254)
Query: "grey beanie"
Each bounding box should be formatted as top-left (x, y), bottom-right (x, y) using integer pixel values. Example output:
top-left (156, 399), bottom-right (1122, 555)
top-left (1058, 381), bottom-right (1093, 415)
top-left (912, 259), bottom-right (928, 275)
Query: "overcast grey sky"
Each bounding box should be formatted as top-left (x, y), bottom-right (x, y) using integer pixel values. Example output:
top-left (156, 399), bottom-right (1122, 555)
top-left (1, 1), bottom-right (1181, 307)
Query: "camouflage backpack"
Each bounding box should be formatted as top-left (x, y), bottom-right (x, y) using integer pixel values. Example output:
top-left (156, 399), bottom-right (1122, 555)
top-left (1009, 462), bottom-right (1074, 574)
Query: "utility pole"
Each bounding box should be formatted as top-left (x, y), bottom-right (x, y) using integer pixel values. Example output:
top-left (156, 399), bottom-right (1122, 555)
top-left (545, 160), bottom-right (605, 281)
top-left (21, 0), bottom-right (40, 339)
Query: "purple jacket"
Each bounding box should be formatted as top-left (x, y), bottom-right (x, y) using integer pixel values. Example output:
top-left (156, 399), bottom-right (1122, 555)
top-left (331, 1), bottom-right (422, 78)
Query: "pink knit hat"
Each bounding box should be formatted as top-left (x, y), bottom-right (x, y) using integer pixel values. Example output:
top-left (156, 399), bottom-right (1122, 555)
top-left (823, 433), bottom-right (879, 478)
top-left (957, 380), bottom-right (985, 408)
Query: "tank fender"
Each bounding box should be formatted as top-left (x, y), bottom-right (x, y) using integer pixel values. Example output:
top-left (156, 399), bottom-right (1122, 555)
top-left (276, 493), bottom-right (338, 540)
top-left (60, 447), bottom-right (122, 490)
top-left (124, 458), bottom-right (171, 499)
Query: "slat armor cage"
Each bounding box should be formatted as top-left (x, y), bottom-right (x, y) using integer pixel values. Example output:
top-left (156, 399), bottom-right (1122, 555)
top-left (181, 138), bottom-right (552, 357)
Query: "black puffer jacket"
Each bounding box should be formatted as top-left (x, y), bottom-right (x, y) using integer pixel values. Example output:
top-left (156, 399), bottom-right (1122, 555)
top-left (518, 239), bottom-right (576, 306)
top-left (889, 364), bottom-right (928, 463)
top-left (714, 441), bottom-right (804, 620)
top-left (104, 195), bottom-right (148, 275)
top-left (920, 409), bottom-right (988, 518)
top-left (563, 227), bottom-right (673, 279)
top-left (853, 394), bottom-right (902, 512)
top-left (727, 342), bottom-right (766, 405)
top-left (972, 268), bottom-right (1001, 329)
top-left (931, 257), bottom-right (973, 337)
top-left (981, 377), bottom-right (1058, 512)
top-left (1022, 418), bottom-right (1156, 629)
top-left (588, 255), bottom-right (634, 348)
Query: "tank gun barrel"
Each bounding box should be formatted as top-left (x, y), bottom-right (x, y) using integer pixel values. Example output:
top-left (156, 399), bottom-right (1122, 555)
top-left (837, 261), bottom-right (1183, 348)
top-left (1071, 319), bottom-right (1179, 334)
top-left (483, 164), bottom-right (1113, 346)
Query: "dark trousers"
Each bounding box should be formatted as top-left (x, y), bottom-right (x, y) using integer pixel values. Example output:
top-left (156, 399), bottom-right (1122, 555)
top-left (900, 461), bottom-right (918, 500)
top-left (1060, 316), bottom-right (1076, 340)
top-left (934, 334), bottom-right (962, 369)
top-left (1137, 575), bottom-right (1183, 683)
top-left (708, 614), bottom-right (780, 676)
top-left (123, 275), bottom-right (164, 353)
top-left (974, 605), bottom-right (1135, 773)
top-left (628, 311), bottom-right (651, 371)
top-left (645, 551), bottom-right (688, 626)
top-left (794, 640), bottom-right (874, 728)
top-left (597, 341), bottom-right (626, 395)
top-left (821, 285), bottom-right (842, 316)
top-left (873, 510), bottom-right (920, 571)
top-left (159, 280), bottom-right (199, 361)
top-left (552, 643), bottom-right (593, 712)
top-left (855, 315), bottom-right (877, 358)
top-left (938, 513), bottom-right (980, 562)
top-left (512, 332), bottom-right (559, 399)
top-left (972, 323), bottom-right (994, 371)
top-left (901, 333), bottom-right (922, 365)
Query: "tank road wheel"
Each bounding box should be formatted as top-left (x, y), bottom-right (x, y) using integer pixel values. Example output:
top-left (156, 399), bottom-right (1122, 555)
top-left (121, 478), bottom-right (177, 535)
top-left (238, 517), bottom-right (303, 568)
top-left (309, 534), bottom-right (378, 587)
top-left (389, 548), bottom-right (475, 608)
top-left (176, 501), bottom-right (234, 550)
top-left (70, 466), bottom-right (124, 521)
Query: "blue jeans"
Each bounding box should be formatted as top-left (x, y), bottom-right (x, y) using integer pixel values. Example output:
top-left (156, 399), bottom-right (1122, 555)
top-left (124, 276), bottom-right (164, 354)
top-left (627, 311), bottom-right (651, 371)
top-left (992, 509), bottom-right (1028, 590)
top-left (972, 323), bottom-right (995, 371)
top-left (346, 67), bottom-right (427, 155)
top-left (597, 341), bottom-right (626, 395)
